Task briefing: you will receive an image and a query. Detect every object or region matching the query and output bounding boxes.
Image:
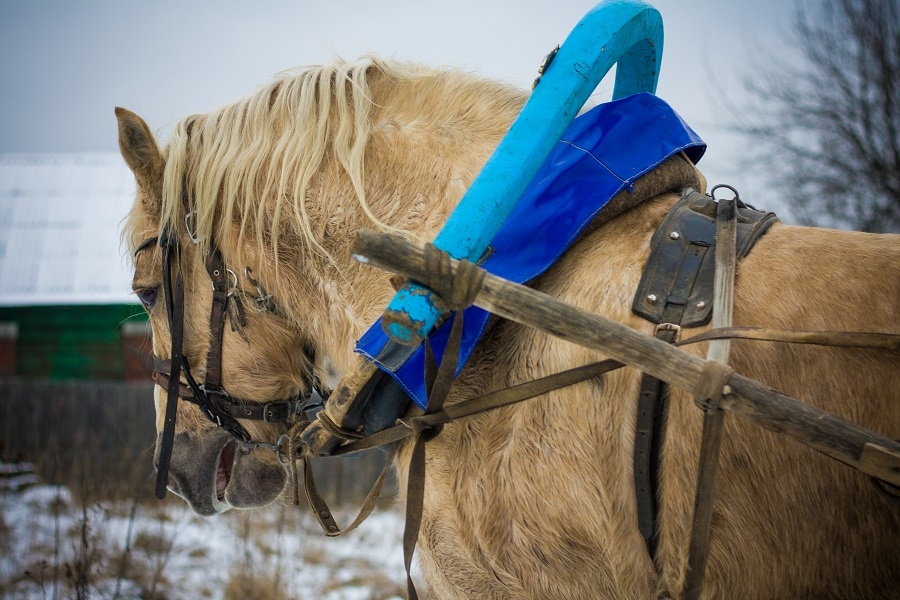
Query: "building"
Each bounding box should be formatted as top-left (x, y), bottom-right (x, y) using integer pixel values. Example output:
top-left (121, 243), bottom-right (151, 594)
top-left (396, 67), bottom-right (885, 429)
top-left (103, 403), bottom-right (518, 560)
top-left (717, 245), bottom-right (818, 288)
top-left (0, 154), bottom-right (151, 381)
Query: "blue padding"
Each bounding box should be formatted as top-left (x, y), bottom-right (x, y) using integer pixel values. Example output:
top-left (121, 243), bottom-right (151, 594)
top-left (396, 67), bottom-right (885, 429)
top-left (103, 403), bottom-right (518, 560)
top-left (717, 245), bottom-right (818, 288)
top-left (357, 93), bottom-right (705, 408)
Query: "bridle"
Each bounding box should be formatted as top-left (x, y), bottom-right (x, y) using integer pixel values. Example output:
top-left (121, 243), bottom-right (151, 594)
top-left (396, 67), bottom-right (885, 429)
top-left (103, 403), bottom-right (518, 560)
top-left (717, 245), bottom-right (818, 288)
top-left (136, 221), bottom-right (327, 500)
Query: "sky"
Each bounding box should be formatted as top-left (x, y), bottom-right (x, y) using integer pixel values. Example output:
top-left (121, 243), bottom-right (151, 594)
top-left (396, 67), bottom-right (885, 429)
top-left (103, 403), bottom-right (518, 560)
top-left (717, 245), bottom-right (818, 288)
top-left (0, 0), bottom-right (796, 213)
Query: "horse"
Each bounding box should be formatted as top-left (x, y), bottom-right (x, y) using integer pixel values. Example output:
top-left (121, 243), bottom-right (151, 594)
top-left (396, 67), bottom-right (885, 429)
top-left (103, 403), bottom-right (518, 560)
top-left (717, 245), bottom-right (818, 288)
top-left (117, 56), bottom-right (900, 598)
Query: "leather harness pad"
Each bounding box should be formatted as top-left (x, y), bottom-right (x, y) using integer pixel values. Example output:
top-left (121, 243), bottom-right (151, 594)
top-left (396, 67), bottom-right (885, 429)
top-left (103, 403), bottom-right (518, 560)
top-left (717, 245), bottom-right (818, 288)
top-left (630, 188), bottom-right (777, 562)
top-left (633, 190), bottom-right (779, 327)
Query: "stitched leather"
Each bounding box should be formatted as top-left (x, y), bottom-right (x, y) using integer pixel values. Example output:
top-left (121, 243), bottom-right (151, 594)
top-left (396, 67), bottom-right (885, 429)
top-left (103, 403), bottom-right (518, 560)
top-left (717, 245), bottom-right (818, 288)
top-left (632, 190), bottom-right (778, 327)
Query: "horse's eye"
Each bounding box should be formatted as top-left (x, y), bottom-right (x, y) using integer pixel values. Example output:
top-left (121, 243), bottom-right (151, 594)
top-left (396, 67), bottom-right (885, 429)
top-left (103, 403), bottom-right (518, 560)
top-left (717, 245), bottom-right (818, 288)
top-left (136, 287), bottom-right (159, 309)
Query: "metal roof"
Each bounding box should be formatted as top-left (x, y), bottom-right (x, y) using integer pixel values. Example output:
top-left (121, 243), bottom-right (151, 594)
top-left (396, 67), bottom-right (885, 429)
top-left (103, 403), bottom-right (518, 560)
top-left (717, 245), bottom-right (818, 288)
top-left (0, 154), bottom-right (140, 307)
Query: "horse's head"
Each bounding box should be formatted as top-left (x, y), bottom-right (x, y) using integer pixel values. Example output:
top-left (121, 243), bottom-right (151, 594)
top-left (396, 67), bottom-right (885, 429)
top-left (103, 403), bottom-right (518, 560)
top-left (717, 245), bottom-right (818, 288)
top-left (116, 107), bottom-right (326, 514)
top-left (117, 57), bottom-right (525, 515)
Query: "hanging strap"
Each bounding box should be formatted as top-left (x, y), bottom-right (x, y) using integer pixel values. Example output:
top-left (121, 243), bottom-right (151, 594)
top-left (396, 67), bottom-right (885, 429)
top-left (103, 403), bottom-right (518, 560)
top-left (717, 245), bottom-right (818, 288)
top-left (682, 189), bottom-right (738, 599)
top-left (301, 455), bottom-right (391, 537)
top-left (631, 188), bottom-right (778, 566)
top-left (401, 307), bottom-right (466, 600)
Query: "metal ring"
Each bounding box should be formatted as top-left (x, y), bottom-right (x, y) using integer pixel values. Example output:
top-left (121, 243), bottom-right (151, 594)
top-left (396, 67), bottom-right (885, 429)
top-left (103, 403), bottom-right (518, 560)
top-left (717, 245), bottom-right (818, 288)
top-left (710, 184), bottom-right (740, 202)
top-left (226, 269), bottom-right (238, 290)
top-left (244, 267), bottom-right (273, 307)
top-left (275, 433), bottom-right (292, 465)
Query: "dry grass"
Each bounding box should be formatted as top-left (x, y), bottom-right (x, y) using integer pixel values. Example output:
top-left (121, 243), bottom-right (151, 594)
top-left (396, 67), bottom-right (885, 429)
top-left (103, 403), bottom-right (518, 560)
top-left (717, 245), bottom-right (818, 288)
top-left (224, 569), bottom-right (295, 600)
top-left (0, 380), bottom-right (407, 599)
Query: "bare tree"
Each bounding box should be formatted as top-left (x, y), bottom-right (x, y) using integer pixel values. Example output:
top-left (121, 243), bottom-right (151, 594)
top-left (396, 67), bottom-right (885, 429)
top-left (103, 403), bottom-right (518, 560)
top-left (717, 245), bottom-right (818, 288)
top-left (732, 0), bottom-right (899, 232)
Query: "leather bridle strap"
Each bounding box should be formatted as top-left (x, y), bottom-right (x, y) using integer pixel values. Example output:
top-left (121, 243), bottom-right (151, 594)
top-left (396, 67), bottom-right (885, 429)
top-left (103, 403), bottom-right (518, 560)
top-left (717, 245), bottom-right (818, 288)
top-left (156, 230), bottom-right (184, 499)
top-left (154, 231), bottom-right (254, 498)
top-left (151, 361), bottom-right (320, 424)
top-left (202, 247), bottom-right (230, 394)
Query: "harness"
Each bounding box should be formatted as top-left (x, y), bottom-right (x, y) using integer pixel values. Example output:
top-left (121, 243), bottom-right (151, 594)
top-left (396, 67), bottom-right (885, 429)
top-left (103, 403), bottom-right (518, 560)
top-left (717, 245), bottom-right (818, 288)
top-left (342, 207), bottom-right (900, 600)
top-left (629, 186), bottom-right (778, 563)
top-left (141, 221), bottom-right (326, 501)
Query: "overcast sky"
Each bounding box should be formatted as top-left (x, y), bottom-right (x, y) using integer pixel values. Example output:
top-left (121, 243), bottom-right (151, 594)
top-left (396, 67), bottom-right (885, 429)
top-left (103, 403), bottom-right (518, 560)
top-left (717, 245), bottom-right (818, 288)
top-left (0, 0), bottom-right (795, 211)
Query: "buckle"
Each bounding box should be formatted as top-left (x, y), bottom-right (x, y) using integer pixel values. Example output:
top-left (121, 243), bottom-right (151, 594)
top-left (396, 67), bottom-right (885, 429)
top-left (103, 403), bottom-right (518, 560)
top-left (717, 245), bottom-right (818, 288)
top-left (199, 383), bottom-right (229, 398)
top-left (655, 322), bottom-right (681, 341)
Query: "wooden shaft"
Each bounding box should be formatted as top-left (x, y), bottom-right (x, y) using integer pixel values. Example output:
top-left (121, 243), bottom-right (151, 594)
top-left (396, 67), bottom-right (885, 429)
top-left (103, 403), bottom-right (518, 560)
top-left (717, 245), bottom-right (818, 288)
top-left (352, 230), bottom-right (900, 486)
top-left (302, 356), bottom-right (380, 455)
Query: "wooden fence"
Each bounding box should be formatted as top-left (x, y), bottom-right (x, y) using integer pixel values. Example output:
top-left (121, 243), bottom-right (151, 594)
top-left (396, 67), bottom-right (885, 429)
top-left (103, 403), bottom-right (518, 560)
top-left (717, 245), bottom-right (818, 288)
top-left (0, 379), bottom-right (392, 505)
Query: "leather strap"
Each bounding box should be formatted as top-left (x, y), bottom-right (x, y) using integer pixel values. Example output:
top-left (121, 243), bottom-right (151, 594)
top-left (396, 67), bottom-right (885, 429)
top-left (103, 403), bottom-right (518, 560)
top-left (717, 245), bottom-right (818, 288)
top-left (683, 194), bottom-right (738, 599)
top-left (679, 327), bottom-right (900, 351)
top-left (304, 323), bottom-right (900, 459)
top-left (156, 236), bottom-right (184, 500)
top-left (301, 455), bottom-right (391, 537)
top-left (634, 322), bottom-right (680, 559)
top-left (203, 248), bottom-right (230, 393)
top-left (325, 358), bottom-right (625, 456)
top-left (402, 310), bottom-right (466, 600)
top-left (151, 361), bottom-right (317, 423)
top-left (631, 189), bottom-right (779, 565)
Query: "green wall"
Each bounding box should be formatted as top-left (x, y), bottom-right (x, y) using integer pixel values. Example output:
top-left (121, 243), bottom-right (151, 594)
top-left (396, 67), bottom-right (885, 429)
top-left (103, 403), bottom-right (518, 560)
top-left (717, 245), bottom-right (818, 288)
top-left (0, 305), bottom-right (149, 380)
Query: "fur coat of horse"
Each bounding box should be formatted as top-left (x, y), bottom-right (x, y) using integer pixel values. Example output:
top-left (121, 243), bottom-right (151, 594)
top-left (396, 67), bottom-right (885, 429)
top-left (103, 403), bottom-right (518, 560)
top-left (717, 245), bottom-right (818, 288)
top-left (118, 57), bottom-right (900, 599)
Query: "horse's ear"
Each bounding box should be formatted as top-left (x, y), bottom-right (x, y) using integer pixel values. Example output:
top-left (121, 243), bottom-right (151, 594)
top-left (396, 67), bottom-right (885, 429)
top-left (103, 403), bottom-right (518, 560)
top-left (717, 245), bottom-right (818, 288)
top-left (115, 107), bottom-right (164, 198)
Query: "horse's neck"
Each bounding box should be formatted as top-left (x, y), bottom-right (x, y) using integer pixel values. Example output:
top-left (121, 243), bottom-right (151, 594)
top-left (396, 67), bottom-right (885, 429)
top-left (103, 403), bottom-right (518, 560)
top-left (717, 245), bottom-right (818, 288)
top-left (272, 74), bottom-right (526, 374)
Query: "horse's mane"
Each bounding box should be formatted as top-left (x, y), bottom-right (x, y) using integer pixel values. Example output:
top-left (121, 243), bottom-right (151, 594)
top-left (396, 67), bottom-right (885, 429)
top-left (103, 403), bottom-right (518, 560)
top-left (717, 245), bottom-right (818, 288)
top-left (158, 56), bottom-right (408, 260)
top-left (153, 55), bottom-right (525, 265)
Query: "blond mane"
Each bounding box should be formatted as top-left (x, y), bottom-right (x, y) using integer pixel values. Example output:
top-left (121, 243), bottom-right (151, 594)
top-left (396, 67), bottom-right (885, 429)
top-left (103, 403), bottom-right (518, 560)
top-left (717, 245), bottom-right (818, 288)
top-left (159, 57), bottom-right (407, 260)
top-left (155, 56), bottom-right (527, 268)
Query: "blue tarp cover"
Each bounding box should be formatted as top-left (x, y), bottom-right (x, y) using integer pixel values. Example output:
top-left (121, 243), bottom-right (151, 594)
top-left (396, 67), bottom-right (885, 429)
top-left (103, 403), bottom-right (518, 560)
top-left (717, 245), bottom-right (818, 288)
top-left (357, 92), bottom-right (706, 408)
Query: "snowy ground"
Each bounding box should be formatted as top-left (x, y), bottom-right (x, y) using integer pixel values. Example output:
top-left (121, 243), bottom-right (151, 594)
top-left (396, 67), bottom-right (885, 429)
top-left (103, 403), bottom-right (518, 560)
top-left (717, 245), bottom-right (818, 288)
top-left (0, 464), bottom-right (418, 600)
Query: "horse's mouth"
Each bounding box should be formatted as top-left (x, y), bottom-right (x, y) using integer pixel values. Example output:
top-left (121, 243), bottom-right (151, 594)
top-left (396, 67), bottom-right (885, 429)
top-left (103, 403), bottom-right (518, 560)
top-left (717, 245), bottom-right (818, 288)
top-left (160, 429), bottom-right (286, 514)
top-left (216, 441), bottom-right (237, 502)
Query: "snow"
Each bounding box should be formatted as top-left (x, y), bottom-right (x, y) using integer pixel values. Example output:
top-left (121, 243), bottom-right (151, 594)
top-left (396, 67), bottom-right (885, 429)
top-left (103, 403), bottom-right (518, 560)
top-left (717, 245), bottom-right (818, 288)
top-left (0, 465), bottom-right (420, 599)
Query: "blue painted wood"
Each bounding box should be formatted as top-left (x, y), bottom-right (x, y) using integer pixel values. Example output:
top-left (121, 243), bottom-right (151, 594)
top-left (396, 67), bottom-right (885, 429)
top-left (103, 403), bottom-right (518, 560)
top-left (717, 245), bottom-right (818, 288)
top-left (382, 0), bottom-right (663, 345)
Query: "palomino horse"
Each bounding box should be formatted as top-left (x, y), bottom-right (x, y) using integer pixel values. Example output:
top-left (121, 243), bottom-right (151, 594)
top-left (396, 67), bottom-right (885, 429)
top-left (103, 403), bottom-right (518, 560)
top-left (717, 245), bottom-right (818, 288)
top-left (118, 57), bottom-right (899, 598)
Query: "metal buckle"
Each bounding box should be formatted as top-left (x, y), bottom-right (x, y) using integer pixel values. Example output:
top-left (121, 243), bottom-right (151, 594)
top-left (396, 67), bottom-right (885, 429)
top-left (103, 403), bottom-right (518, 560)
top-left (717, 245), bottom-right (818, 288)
top-left (199, 383), bottom-right (229, 399)
top-left (655, 322), bottom-right (682, 341)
